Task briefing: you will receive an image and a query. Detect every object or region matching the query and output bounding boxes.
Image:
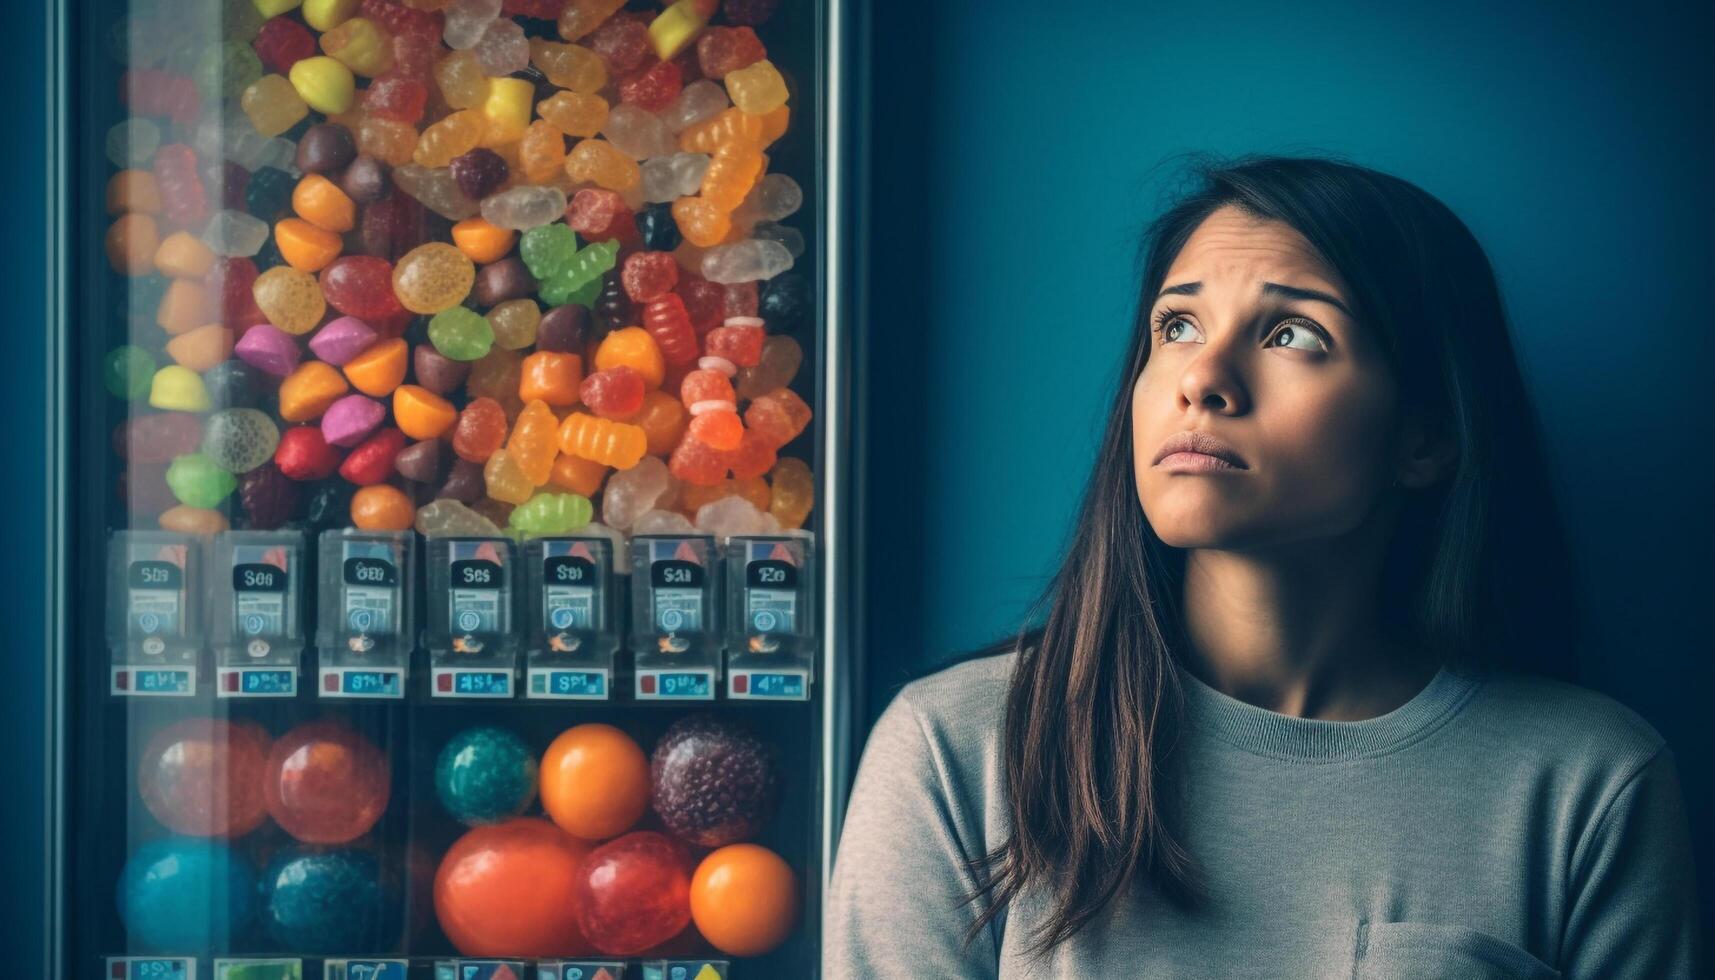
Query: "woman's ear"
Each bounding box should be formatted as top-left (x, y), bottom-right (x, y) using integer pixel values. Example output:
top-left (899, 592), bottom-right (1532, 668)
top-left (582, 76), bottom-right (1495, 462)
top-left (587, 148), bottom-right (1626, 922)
top-left (1391, 411), bottom-right (1459, 489)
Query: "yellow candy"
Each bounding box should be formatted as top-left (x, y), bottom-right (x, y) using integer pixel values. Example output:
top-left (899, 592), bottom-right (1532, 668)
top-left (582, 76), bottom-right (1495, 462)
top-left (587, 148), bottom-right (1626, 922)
top-left (481, 78), bottom-right (535, 147)
top-left (435, 50), bottom-right (489, 110)
top-left (769, 456), bottom-right (814, 529)
top-left (321, 17), bottom-right (393, 77)
top-left (564, 139), bottom-right (639, 192)
top-left (289, 56), bottom-right (357, 115)
top-left (648, 0), bottom-right (713, 60)
top-left (148, 365), bottom-right (211, 412)
top-left (528, 39), bottom-right (606, 94)
top-left (518, 120), bottom-right (568, 184)
top-left (392, 243), bottom-right (475, 314)
top-left (301, 0), bottom-right (359, 30)
top-left (240, 74), bottom-right (309, 138)
top-left (253, 0), bottom-right (303, 16)
top-left (414, 109), bottom-right (485, 167)
top-left (536, 92), bottom-right (609, 138)
top-left (252, 265), bottom-right (327, 335)
top-left (725, 59), bottom-right (789, 116)
top-left (358, 114), bottom-right (418, 167)
top-left (556, 0), bottom-right (625, 41)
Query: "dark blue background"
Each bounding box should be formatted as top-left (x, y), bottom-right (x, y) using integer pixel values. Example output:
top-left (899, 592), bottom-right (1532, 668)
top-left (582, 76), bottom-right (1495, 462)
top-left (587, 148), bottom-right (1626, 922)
top-left (854, 0), bottom-right (1715, 947)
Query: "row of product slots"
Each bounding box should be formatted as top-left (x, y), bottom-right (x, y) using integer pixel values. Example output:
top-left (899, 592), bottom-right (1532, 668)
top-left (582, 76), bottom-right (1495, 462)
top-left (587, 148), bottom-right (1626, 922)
top-left (108, 528), bottom-right (816, 703)
top-left (106, 956), bottom-right (732, 980)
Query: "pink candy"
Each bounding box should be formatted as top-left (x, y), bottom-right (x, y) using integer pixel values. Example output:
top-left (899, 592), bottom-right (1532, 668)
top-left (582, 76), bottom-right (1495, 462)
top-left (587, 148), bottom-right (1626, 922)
top-left (308, 316), bottom-right (378, 366)
top-left (321, 394), bottom-right (386, 447)
top-left (233, 324), bottom-right (301, 377)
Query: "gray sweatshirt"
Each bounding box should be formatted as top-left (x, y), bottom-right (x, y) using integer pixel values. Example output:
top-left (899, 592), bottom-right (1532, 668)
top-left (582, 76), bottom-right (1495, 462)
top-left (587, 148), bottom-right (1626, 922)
top-left (824, 652), bottom-right (1704, 978)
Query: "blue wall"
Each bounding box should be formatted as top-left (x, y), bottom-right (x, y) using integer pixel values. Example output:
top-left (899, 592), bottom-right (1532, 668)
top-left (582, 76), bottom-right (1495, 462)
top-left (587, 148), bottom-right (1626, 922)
top-left (859, 0), bottom-right (1713, 936)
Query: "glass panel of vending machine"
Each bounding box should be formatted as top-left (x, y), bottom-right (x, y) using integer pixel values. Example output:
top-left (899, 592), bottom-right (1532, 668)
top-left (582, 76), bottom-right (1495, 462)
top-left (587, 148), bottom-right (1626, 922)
top-left (62, 0), bottom-right (836, 975)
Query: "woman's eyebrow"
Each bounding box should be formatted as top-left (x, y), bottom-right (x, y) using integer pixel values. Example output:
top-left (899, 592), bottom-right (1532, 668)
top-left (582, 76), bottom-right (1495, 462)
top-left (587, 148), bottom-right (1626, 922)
top-left (1155, 280), bottom-right (1353, 319)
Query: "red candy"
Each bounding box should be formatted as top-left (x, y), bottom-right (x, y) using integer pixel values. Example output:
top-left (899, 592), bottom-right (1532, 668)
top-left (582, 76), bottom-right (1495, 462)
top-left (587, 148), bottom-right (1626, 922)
top-left (364, 74), bottom-right (429, 124)
top-left (275, 425), bottom-right (345, 481)
top-left (587, 15), bottom-right (652, 74)
top-left (703, 323), bottom-right (764, 368)
top-left (391, 31), bottom-right (439, 81)
top-left (115, 413), bottom-right (202, 463)
top-left (727, 428), bottom-right (777, 480)
top-left (679, 367), bottom-right (734, 408)
top-left (642, 294), bottom-right (698, 366)
top-left (153, 144), bottom-right (208, 230)
top-left (209, 257), bottom-right (264, 329)
top-left (321, 255), bottom-right (405, 321)
top-left (696, 27), bottom-right (766, 79)
top-left (618, 60), bottom-right (682, 113)
top-left (121, 69), bottom-right (201, 126)
top-left (669, 436), bottom-right (728, 486)
top-left (688, 411), bottom-right (742, 451)
top-left (360, 193), bottom-right (431, 260)
top-left (338, 427), bottom-right (407, 485)
top-left (574, 831), bottom-right (694, 956)
top-left (253, 16), bottom-right (318, 74)
top-left (621, 251), bottom-right (678, 304)
top-left (566, 189), bottom-right (637, 245)
top-left (361, 0), bottom-right (441, 39)
top-left (677, 273), bottom-right (725, 335)
top-left (452, 398), bottom-right (507, 463)
top-left (579, 366), bottom-right (645, 419)
top-left (722, 281), bottom-right (759, 318)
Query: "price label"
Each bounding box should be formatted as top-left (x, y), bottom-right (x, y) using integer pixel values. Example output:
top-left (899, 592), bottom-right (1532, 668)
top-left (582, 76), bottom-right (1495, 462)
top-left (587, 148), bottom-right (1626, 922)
top-left (433, 668), bottom-right (513, 698)
top-left (320, 667), bottom-right (404, 699)
top-left (218, 667), bottom-right (297, 698)
top-left (112, 666), bottom-right (196, 697)
top-left (729, 669), bottom-right (808, 700)
top-left (528, 668), bottom-right (608, 700)
top-left (322, 959), bottom-right (408, 980)
top-left (127, 559), bottom-right (183, 637)
top-left (636, 669), bottom-right (714, 700)
top-left (108, 957), bottom-right (193, 980)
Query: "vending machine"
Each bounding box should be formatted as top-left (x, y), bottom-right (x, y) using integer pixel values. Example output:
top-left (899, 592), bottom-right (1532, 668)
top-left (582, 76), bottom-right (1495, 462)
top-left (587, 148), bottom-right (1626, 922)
top-left (50, 0), bottom-right (853, 975)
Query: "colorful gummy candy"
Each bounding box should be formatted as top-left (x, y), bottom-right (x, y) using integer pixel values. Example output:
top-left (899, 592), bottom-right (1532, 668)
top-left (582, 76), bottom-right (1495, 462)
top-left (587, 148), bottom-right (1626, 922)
top-left (101, 0), bottom-right (815, 547)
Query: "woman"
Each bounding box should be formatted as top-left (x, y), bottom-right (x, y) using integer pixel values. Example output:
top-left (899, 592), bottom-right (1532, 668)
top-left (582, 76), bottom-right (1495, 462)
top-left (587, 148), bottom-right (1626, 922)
top-left (824, 155), bottom-right (1704, 978)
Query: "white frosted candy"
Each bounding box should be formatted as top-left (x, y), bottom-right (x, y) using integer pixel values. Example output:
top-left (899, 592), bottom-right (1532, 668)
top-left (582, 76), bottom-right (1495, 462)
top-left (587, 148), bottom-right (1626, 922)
top-left (739, 173), bottom-right (802, 222)
top-left (257, 137), bottom-right (301, 175)
top-left (752, 221), bottom-right (804, 258)
top-left (189, 117), bottom-right (227, 162)
top-left (474, 18), bottom-right (529, 76)
top-left (393, 164), bottom-right (481, 220)
top-left (641, 152), bottom-right (711, 203)
top-left (201, 209), bottom-right (270, 257)
top-left (106, 118), bottom-right (160, 168)
top-left (481, 185), bottom-right (568, 230)
top-left (701, 239), bottom-right (794, 284)
top-left (632, 509), bottom-right (695, 535)
top-left (601, 455), bottom-right (670, 530)
top-left (601, 104), bottom-right (678, 161)
top-left (662, 79), bottom-right (729, 133)
top-left (694, 496), bottom-right (782, 539)
top-left (443, 0), bottom-right (502, 49)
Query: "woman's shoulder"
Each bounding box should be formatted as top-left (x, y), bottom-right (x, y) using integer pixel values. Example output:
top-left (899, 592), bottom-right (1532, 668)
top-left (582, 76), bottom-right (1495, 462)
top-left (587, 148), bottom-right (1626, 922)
top-left (1458, 664), bottom-right (1671, 783)
top-left (892, 649), bottom-right (1018, 731)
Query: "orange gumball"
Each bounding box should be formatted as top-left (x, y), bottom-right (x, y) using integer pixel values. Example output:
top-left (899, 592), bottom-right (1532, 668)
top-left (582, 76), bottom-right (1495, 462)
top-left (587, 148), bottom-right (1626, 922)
top-left (539, 723), bottom-right (649, 840)
top-left (434, 817), bottom-right (595, 957)
top-left (350, 484), bottom-right (414, 530)
top-left (689, 843), bottom-right (798, 957)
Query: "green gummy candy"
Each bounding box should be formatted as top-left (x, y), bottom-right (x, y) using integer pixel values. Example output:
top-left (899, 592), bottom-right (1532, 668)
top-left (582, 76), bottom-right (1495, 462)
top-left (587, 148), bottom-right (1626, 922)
top-left (166, 453), bottom-right (238, 509)
top-left (519, 223), bottom-right (579, 279)
top-left (428, 306), bottom-right (495, 362)
top-left (508, 492), bottom-right (593, 535)
top-left (104, 345), bottom-right (156, 400)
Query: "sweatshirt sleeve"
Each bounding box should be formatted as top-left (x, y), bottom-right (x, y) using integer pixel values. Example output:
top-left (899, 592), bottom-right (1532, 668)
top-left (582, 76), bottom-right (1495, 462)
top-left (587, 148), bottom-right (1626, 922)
top-left (1558, 745), bottom-right (1706, 979)
top-left (823, 687), bottom-right (1003, 980)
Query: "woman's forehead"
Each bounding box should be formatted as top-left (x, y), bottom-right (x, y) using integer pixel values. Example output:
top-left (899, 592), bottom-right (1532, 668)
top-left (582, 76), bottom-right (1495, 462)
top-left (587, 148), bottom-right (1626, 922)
top-left (1163, 206), bottom-right (1343, 295)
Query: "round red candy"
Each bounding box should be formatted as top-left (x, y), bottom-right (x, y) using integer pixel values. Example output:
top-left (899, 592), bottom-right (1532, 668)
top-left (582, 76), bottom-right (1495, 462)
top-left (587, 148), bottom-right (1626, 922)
top-left (617, 60), bottom-right (682, 113)
top-left (621, 251), bottom-right (678, 304)
top-left (253, 16), bottom-right (317, 74)
top-left (338, 427), bottom-right (407, 485)
top-left (703, 324), bottom-right (764, 367)
top-left (321, 255), bottom-right (404, 322)
top-left (579, 367), bottom-right (646, 419)
top-left (275, 425), bottom-right (345, 481)
top-left (567, 189), bottom-right (637, 244)
top-left (363, 74), bottom-right (429, 124)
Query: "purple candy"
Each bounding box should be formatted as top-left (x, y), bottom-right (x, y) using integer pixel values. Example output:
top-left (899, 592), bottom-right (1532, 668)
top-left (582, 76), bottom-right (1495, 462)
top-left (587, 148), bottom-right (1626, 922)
top-left (320, 394), bottom-right (386, 447)
top-left (233, 324), bottom-right (301, 377)
top-left (308, 316), bottom-right (378, 366)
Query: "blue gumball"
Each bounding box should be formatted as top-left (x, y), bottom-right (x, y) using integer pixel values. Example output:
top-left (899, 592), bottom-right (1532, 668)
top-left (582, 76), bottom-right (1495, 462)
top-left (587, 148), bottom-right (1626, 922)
top-left (258, 846), bottom-right (391, 953)
top-left (116, 837), bottom-right (255, 951)
top-left (434, 726), bottom-right (538, 826)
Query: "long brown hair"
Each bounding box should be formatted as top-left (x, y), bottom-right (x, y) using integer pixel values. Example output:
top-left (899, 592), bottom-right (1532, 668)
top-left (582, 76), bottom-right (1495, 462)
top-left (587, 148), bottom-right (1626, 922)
top-left (956, 153), bottom-right (1582, 955)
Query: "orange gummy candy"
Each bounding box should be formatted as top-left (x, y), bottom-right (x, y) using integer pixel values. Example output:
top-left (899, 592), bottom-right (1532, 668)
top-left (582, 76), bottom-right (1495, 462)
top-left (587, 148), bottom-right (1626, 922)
top-left (549, 453), bottom-right (608, 497)
top-left (506, 400), bottom-right (560, 485)
top-left (518, 351), bottom-right (584, 406)
top-left (393, 384), bottom-right (459, 439)
top-left (107, 213), bottom-right (161, 275)
top-left (292, 173), bottom-right (357, 233)
top-left (343, 337), bottom-right (409, 397)
top-left (275, 217), bottom-right (345, 272)
top-left (451, 217), bottom-right (517, 265)
top-left (593, 326), bottom-right (665, 388)
top-left (165, 324), bottom-right (234, 373)
top-left (350, 484), bottom-right (415, 530)
top-left (557, 412), bottom-right (647, 470)
top-left (278, 361), bottom-right (351, 422)
top-left (629, 390), bottom-right (689, 456)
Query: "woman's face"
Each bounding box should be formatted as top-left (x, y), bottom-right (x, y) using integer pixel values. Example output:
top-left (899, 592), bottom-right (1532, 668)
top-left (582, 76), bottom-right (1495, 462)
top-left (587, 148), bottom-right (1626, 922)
top-left (1132, 205), bottom-right (1403, 551)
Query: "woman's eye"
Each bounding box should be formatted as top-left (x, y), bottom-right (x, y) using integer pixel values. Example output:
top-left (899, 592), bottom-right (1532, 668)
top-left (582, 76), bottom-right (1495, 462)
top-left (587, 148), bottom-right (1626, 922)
top-left (1268, 322), bottom-right (1329, 353)
top-left (1159, 317), bottom-right (1202, 344)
